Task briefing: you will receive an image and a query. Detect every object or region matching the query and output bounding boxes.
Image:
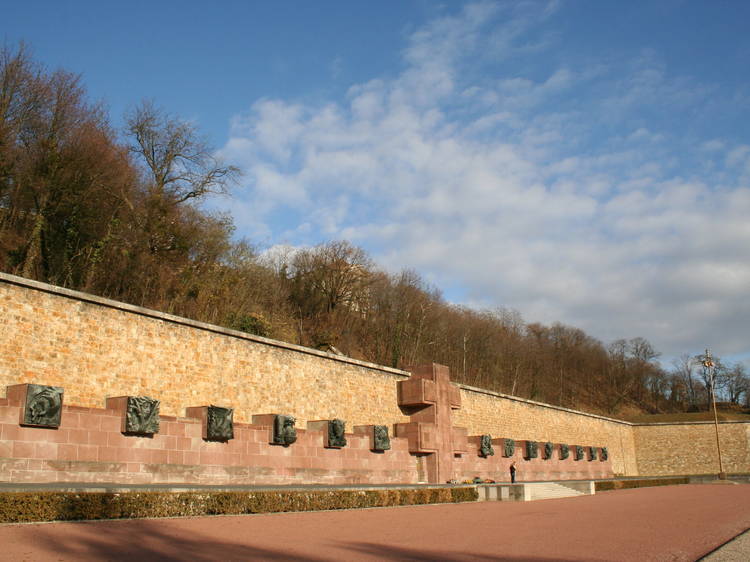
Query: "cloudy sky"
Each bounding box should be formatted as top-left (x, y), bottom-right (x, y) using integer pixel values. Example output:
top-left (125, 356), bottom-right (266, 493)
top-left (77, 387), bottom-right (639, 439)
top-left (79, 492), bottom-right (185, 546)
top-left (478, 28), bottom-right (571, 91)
top-left (6, 1), bottom-right (750, 364)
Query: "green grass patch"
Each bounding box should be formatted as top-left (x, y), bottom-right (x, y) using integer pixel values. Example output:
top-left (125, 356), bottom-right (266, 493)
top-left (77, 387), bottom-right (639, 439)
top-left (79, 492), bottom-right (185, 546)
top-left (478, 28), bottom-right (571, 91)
top-left (0, 487), bottom-right (479, 524)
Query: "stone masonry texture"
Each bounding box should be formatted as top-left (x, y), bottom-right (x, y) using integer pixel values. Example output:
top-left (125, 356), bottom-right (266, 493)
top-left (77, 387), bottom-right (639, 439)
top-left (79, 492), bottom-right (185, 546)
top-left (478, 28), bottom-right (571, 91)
top-left (1, 272), bottom-right (748, 484)
top-left (633, 422), bottom-right (750, 476)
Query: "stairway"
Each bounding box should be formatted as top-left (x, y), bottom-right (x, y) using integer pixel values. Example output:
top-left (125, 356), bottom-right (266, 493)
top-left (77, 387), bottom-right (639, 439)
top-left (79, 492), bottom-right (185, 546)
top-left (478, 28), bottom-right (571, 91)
top-left (476, 481), bottom-right (595, 502)
top-left (525, 482), bottom-right (587, 501)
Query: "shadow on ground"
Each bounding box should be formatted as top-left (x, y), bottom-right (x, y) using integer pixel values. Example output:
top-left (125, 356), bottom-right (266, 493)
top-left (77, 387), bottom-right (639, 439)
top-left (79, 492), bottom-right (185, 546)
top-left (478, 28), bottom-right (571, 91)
top-left (17, 519), bottom-right (581, 562)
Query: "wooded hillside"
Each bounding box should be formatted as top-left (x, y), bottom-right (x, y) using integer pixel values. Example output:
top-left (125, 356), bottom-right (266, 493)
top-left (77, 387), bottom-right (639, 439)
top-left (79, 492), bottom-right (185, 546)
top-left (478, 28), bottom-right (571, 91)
top-left (2, 45), bottom-right (747, 416)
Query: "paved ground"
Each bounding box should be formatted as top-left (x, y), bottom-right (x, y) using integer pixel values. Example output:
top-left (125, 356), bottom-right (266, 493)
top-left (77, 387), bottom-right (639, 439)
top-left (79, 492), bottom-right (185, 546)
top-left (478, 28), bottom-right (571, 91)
top-left (0, 484), bottom-right (748, 561)
top-left (702, 529), bottom-right (750, 561)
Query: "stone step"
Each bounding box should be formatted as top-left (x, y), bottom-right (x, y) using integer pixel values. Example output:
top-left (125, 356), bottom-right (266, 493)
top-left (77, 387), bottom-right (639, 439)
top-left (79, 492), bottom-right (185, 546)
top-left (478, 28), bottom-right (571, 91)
top-left (476, 481), bottom-right (595, 502)
top-left (527, 482), bottom-right (585, 501)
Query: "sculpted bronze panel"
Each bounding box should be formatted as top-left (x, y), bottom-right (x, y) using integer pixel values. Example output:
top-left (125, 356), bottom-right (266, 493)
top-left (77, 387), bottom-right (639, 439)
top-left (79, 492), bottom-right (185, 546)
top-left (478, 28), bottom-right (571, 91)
top-left (273, 415), bottom-right (297, 446)
top-left (328, 418), bottom-right (347, 448)
top-left (125, 396), bottom-right (160, 435)
top-left (373, 425), bottom-right (391, 451)
top-left (479, 434), bottom-right (494, 457)
top-left (503, 438), bottom-right (515, 457)
top-left (206, 405), bottom-right (234, 441)
top-left (543, 441), bottom-right (554, 460)
top-left (525, 440), bottom-right (538, 459)
top-left (23, 384), bottom-right (63, 428)
top-left (559, 443), bottom-right (570, 460)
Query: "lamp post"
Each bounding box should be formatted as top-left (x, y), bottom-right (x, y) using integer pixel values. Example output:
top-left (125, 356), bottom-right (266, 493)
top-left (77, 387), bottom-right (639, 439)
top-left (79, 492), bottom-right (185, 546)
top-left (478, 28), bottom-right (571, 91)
top-left (701, 349), bottom-right (725, 479)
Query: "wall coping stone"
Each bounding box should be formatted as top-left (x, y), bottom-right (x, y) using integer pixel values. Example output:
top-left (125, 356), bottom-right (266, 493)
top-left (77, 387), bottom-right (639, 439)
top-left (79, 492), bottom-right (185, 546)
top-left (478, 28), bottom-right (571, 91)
top-left (459, 385), bottom-right (750, 428)
top-left (0, 271), bottom-right (409, 378)
top-left (458, 383), bottom-right (634, 426)
top-left (631, 420), bottom-right (750, 427)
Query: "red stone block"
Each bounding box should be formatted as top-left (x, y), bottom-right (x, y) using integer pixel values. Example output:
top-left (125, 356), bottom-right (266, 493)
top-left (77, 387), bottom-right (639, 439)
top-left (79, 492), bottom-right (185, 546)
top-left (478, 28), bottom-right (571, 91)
top-left (0, 440), bottom-right (12, 457)
top-left (60, 412), bottom-right (80, 429)
top-left (167, 450), bottom-right (184, 465)
top-left (66, 405), bottom-right (90, 413)
top-left (151, 450), bottom-right (169, 464)
top-left (184, 422), bottom-right (202, 439)
top-left (56, 444), bottom-right (78, 461)
top-left (107, 431), bottom-right (128, 448)
top-left (68, 428), bottom-right (88, 444)
top-left (1, 423), bottom-right (20, 440)
top-left (88, 431), bottom-right (109, 447)
top-left (33, 442), bottom-right (58, 459)
top-left (99, 416), bottom-right (120, 432)
top-left (183, 451), bottom-right (200, 465)
top-left (97, 447), bottom-right (119, 462)
top-left (12, 441), bottom-right (34, 459)
top-left (0, 406), bottom-right (18, 423)
top-left (398, 377), bottom-right (437, 406)
top-left (115, 448), bottom-right (133, 462)
top-left (251, 414), bottom-right (276, 427)
top-left (4, 384), bottom-right (27, 406)
top-left (77, 444), bottom-right (98, 462)
top-left (452, 427), bottom-right (469, 454)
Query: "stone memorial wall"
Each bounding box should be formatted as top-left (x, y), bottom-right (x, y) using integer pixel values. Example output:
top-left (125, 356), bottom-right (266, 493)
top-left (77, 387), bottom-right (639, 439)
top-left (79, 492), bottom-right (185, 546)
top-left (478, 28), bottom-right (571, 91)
top-left (0, 272), bottom-right (747, 485)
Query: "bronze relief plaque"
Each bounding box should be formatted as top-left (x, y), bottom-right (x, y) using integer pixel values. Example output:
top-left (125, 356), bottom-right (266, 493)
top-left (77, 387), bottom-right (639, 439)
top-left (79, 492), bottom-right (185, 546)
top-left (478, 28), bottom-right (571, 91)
top-left (23, 384), bottom-right (63, 428)
top-left (373, 425), bottom-right (391, 451)
top-left (125, 396), bottom-right (160, 435)
top-left (273, 414), bottom-right (297, 446)
top-left (206, 405), bottom-right (234, 441)
top-left (479, 434), bottom-right (494, 457)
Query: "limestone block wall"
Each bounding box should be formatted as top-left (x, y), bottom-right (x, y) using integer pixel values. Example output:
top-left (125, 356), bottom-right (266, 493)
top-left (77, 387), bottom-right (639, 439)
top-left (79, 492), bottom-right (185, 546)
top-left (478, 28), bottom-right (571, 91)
top-left (4, 271), bottom-right (748, 483)
top-left (633, 422), bottom-right (750, 476)
top-left (455, 386), bottom-right (638, 476)
top-left (0, 273), bottom-right (411, 430)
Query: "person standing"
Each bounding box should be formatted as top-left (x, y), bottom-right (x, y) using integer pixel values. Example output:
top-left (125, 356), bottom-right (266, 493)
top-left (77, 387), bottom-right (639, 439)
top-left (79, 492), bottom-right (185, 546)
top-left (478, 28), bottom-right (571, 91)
top-left (510, 461), bottom-right (517, 483)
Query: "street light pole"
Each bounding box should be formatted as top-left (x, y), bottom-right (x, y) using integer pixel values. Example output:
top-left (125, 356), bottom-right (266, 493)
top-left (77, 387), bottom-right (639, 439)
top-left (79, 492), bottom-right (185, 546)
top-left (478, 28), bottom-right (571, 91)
top-left (701, 349), bottom-right (725, 479)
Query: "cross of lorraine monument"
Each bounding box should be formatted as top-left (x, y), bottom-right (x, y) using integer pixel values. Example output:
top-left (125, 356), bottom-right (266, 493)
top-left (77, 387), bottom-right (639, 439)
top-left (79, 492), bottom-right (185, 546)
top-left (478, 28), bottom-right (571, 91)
top-left (396, 364), bottom-right (469, 483)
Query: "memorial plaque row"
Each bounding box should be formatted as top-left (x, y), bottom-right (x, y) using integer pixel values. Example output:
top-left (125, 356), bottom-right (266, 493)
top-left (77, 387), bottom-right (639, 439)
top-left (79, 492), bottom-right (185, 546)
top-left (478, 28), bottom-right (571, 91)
top-left (14, 385), bottom-right (391, 450)
top-left (14, 384), bottom-right (607, 460)
top-left (478, 435), bottom-right (608, 462)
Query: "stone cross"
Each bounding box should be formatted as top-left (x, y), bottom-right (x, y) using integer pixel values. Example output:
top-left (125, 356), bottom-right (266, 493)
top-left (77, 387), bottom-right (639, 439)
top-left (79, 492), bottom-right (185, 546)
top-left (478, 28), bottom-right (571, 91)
top-left (395, 364), bottom-right (468, 483)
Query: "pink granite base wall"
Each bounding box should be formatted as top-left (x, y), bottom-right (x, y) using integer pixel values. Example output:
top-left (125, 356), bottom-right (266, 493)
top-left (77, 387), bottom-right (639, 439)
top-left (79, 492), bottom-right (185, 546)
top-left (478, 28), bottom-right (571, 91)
top-left (1, 389), bottom-right (614, 486)
top-left (0, 396), bottom-right (418, 485)
top-left (454, 438), bottom-right (613, 482)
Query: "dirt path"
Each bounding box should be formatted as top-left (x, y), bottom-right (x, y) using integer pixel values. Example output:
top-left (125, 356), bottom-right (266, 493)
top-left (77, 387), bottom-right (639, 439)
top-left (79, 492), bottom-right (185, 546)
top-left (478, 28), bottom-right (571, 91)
top-left (1, 484), bottom-right (749, 561)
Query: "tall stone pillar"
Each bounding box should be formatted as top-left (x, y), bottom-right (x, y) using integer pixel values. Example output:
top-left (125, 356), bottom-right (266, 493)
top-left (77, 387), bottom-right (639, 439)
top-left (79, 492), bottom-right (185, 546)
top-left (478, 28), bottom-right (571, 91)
top-left (395, 364), bottom-right (468, 483)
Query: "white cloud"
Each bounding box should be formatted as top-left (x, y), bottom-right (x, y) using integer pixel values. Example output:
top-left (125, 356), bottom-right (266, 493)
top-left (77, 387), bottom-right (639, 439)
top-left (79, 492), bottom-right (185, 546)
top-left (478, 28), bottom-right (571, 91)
top-left (216, 2), bottom-right (750, 361)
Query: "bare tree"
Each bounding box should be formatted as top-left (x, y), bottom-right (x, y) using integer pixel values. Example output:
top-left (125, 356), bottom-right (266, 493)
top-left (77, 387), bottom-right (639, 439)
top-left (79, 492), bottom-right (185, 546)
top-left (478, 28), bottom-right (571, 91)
top-left (125, 100), bottom-right (239, 204)
top-left (672, 354), bottom-right (698, 409)
top-left (724, 363), bottom-right (749, 405)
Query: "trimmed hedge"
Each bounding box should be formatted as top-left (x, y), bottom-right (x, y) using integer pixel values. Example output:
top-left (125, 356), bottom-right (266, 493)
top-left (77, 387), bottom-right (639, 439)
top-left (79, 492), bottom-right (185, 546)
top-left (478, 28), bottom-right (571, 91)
top-left (595, 477), bottom-right (690, 492)
top-left (0, 487), bottom-right (479, 523)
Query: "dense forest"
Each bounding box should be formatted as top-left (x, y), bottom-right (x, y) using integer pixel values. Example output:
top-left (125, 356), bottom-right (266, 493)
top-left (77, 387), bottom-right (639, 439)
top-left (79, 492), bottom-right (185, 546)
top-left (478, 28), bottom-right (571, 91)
top-left (1, 44), bottom-right (748, 416)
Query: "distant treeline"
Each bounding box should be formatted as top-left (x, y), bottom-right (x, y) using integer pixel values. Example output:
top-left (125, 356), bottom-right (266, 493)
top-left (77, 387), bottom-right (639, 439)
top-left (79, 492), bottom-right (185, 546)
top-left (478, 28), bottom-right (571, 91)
top-left (1, 44), bottom-right (747, 415)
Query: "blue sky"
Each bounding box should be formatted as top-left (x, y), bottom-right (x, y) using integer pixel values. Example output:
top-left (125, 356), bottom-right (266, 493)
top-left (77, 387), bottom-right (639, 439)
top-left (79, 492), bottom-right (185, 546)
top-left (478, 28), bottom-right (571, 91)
top-left (5, 1), bottom-right (750, 366)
